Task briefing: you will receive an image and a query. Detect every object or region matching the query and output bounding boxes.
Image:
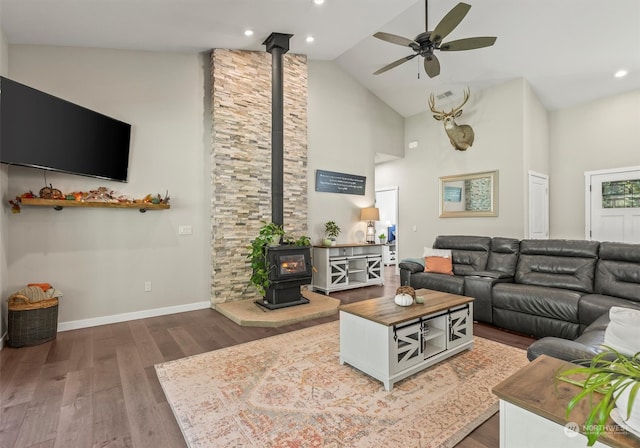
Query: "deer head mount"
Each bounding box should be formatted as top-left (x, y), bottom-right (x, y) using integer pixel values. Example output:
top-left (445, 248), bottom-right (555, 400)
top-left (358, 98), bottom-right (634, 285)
top-left (429, 88), bottom-right (475, 151)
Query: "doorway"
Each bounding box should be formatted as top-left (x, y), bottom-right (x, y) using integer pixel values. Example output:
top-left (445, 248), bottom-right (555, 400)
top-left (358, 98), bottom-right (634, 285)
top-left (375, 187), bottom-right (399, 273)
top-left (585, 166), bottom-right (640, 243)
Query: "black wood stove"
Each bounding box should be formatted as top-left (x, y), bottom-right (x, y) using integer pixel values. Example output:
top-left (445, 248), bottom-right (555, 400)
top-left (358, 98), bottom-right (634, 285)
top-left (255, 32), bottom-right (312, 310)
top-left (259, 245), bottom-right (312, 310)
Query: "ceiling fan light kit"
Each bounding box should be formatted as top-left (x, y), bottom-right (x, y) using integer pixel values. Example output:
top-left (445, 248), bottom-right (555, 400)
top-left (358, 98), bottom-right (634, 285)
top-left (373, 1), bottom-right (497, 78)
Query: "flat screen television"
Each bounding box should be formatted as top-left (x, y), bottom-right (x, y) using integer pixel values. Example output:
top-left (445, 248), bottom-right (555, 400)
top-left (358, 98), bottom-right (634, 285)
top-left (0, 76), bottom-right (131, 182)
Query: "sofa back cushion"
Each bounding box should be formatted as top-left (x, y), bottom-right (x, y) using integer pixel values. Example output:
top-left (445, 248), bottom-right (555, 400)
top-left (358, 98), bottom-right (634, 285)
top-left (486, 237), bottom-right (521, 275)
top-left (433, 235), bottom-right (490, 276)
top-left (515, 239), bottom-right (600, 293)
top-left (595, 242), bottom-right (640, 301)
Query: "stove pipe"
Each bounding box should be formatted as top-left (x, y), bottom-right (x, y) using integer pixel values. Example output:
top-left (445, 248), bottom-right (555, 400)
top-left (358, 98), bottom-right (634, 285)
top-left (263, 32), bottom-right (292, 228)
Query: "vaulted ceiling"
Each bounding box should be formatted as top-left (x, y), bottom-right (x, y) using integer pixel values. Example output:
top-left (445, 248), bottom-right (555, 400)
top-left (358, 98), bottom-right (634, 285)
top-left (2, 0), bottom-right (639, 117)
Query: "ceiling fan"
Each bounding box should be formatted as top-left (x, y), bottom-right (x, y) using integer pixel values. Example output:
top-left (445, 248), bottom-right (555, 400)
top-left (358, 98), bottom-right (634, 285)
top-left (373, 1), bottom-right (496, 78)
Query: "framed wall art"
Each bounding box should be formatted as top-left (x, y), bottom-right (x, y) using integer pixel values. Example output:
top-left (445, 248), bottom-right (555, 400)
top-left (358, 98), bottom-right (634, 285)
top-left (439, 170), bottom-right (498, 218)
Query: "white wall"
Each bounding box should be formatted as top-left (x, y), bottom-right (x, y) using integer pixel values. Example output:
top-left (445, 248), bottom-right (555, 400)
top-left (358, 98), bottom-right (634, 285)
top-left (0, 26), bottom-right (9, 341)
top-left (549, 90), bottom-right (640, 238)
top-left (3, 50), bottom-right (403, 329)
top-left (7, 45), bottom-right (211, 327)
top-left (307, 60), bottom-right (403, 244)
top-left (522, 81), bottom-right (550, 237)
top-left (376, 79), bottom-right (531, 260)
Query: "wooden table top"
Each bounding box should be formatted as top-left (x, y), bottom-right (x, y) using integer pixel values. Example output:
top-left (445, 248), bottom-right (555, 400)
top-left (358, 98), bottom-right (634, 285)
top-left (493, 355), bottom-right (639, 448)
top-left (338, 288), bottom-right (473, 326)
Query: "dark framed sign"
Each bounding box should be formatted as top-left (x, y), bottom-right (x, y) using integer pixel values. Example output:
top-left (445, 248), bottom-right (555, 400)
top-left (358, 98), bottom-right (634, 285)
top-left (315, 170), bottom-right (366, 196)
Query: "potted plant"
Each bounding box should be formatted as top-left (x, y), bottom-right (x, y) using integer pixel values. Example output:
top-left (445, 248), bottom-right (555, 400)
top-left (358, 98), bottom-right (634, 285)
top-left (378, 232), bottom-right (387, 244)
top-left (323, 221), bottom-right (341, 246)
top-left (247, 221), bottom-right (285, 296)
top-left (556, 347), bottom-right (640, 445)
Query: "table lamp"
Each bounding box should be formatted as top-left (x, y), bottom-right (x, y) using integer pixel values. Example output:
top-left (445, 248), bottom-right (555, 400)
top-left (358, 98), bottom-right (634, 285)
top-left (360, 207), bottom-right (380, 244)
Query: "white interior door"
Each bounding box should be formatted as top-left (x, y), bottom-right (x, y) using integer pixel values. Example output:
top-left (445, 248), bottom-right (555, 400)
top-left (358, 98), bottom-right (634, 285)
top-left (375, 187), bottom-right (399, 272)
top-left (528, 171), bottom-right (549, 239)
top-left (586, 167), bottom-right (640, 243)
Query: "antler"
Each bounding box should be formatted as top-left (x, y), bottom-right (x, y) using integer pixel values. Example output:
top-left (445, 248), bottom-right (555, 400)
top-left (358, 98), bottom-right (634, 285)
top-left (428, 93), bottom-right (444, 114)
top-left (450, 87), bottom-right (470, 115)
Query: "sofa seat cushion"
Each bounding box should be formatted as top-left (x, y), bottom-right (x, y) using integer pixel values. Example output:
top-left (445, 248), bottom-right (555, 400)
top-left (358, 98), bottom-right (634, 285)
top-left (494, 308), bottom-right (580, 340)
top-left (578, 294), bottom-right (640, 327)
top-left (493, 283), bottom-right (581, 323)
top-left (527, 313), bottom-right (611, 362)
top-left (407, 272), bottom-right (464, 296)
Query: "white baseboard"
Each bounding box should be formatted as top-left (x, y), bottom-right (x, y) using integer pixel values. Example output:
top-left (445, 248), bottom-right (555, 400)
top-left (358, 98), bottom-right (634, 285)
top-left (57, 301), bottom-right (212, 332)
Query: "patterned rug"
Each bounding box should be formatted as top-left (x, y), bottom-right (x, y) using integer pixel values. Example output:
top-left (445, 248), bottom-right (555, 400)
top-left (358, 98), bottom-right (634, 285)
top-left (155, 321), bottom-right (528, 448)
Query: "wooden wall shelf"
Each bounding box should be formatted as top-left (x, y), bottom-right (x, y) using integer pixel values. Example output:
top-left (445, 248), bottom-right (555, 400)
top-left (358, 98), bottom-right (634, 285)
top-left (20, 197), bottom-right (170, 213)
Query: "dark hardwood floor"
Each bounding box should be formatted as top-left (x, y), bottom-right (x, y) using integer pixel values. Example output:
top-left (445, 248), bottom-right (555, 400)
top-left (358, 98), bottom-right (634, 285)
top-left (0, 267), bottom-right (535, 447)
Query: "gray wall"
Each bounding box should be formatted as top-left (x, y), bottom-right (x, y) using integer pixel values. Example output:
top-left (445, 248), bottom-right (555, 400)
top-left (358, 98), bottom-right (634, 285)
top-left (7, 45), bottom-right (211, 328)
top-left (4, 47), bottom-right (404, 328)
top-left (307, 60), bottom-right (404, 243)
top-left (376, 79), bottom-right (545, 260)
top-left (549, 90), bottom-right (640, 239)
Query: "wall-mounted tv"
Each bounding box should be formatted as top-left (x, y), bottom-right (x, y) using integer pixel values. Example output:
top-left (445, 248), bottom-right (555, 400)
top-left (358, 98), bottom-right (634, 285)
top-left (0, 76), bottom-right (131, 182)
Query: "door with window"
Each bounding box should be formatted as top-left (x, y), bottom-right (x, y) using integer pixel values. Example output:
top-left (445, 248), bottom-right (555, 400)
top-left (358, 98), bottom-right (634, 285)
top-left (586, 167), bottom-right (640, 243)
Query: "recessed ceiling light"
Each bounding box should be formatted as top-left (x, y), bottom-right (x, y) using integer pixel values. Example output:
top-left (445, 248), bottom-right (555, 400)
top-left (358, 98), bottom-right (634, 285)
top-left (306, 35), bottom-right (315, 43)
top-left (244, 29), bottom-right (254, 37)
top-left (614, 69), bottom-right (628, 78)
top-left (313, 0), bottom-right (325, 5)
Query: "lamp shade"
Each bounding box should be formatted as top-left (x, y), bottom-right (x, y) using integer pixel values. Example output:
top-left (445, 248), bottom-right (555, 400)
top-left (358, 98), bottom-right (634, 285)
top-left (360, 207), bottom-right (380, 221)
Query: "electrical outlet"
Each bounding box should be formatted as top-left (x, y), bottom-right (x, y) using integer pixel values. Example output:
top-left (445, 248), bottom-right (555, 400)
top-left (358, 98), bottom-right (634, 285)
top-left (178, 225), bottom-right (193, 235)
top-left (144, 281), bottom-right (152, 292)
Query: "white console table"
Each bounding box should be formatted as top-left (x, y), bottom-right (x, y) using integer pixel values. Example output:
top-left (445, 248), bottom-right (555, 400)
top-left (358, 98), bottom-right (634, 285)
top-left (312, 244), bottom-right (383, 294)
top-left (339, 289), bottom-right (473, 390)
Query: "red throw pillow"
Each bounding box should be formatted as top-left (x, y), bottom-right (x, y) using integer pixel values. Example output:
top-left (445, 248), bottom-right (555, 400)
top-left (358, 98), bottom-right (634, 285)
top-left (424, 256), bottom-right (453, 275)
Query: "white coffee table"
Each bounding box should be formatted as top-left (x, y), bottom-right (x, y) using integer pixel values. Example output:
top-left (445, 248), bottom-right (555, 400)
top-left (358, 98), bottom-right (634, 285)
top-left (339, 289), bottom-right (474, 390)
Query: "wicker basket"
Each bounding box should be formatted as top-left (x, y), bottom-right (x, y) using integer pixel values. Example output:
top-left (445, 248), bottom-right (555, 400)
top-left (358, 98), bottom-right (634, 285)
top-left (7, 294), bottom-right (59, 348)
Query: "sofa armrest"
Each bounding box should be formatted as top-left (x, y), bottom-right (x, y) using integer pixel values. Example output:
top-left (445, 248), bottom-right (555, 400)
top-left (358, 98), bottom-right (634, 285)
top-left (526, 337), bottom-right (606, 363)
top-left (399, 259), bottom-right (424, 274)
top-left (468, 270), bottom-right (514, 280)
top-left (464, 275), bottom-right (513, 324)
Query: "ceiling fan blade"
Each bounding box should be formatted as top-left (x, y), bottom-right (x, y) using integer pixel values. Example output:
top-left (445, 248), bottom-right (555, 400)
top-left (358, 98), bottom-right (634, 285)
top-left (373, 31), bottom-right (418, 48)
top-left (439, 36), bottom-right (497, 51)
top-left (424, 54), bottom-right (440, 78)
top-left (430, 2), bottom-right (471, 44)
top-left (373, 54), bottom-right (418, 75)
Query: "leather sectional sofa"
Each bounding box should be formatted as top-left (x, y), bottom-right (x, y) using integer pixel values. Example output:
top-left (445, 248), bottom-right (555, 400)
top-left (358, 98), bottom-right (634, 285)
top-left (399, 235), bottom-right (640, 362)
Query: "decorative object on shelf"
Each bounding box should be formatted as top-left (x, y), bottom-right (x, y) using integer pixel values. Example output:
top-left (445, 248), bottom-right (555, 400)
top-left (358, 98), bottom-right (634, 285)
top-left (429, 87), bottom-right (475, 151)
top-left (39, 183), bottom-right (64, 199)
top-left (556, 347), bottom-right (640, 446)
top-left (9, 187), bottom-right (171, 212)
top-left (360, 207), bottom-right (380, 244)
top-left (355, 230), bottom-right (365, 244)
top-left (378, 233), bottom-right (387, 244)
top-left (394, 285), bottom-right (416, 307)
top-left (323, 220), bottom-right (341, 246)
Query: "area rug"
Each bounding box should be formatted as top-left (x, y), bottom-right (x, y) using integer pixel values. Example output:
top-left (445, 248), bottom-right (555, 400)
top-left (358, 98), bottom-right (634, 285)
top-left (155, 321), bottom-right (528, 448)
